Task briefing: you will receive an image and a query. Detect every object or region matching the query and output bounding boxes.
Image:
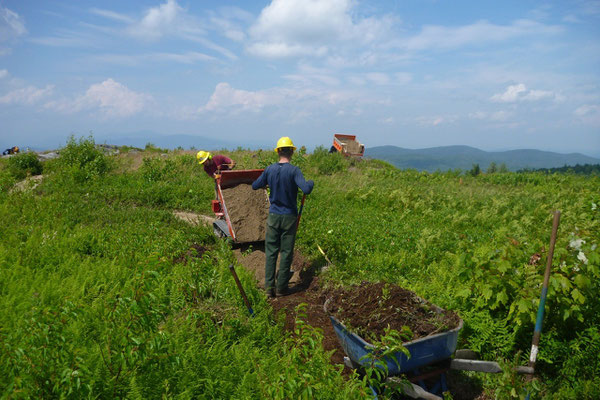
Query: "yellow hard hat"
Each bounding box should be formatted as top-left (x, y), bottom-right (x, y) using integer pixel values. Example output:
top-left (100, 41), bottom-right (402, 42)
top-left (196, 150), bottom-right (211, 164)
top-left (274, 137), bottom-right (296, 152)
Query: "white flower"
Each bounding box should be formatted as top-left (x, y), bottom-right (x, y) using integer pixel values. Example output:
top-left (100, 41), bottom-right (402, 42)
top-left (577, 251), bottom-right (588, 265)
top-left (592, 244), bottom-right (597, 251)
top-left (592, 202), bottom-right (597, 211)
top-left (570, 238), bottom-right (585, 250)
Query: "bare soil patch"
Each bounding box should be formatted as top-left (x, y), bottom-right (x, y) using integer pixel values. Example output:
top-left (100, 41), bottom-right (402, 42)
top-left (232, 244), bottom-right (309, 288)
top-left (11, 175), bottom-right (43, 193)
top-left (173, 243), bottom-right (210, 264)
top-left (173, 211), bottom-right (214, 226)
top-left (221, 184), bottom-right (269, 242)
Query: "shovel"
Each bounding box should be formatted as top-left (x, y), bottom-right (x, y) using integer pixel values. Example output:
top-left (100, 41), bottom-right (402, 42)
top-left (228, 264), bottom-right (254, 316)
top-left (296, 194), bottom-right (306, 228)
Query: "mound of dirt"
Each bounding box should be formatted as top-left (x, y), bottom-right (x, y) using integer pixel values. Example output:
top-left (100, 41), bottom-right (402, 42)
top-left (232, 245), bottom-right (309, 288)
top-left (324, 282), bottom-right (460, 342)
top-left (221, 184), bottom-right (269, 242)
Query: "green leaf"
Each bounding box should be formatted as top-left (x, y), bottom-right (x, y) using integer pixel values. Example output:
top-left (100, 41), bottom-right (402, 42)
top-left (481, 286), bottom-right (493, 300)
top-left (497, 259), bottom-right (511, 274)
top-left (573, 274), bottom-right (591, 289)
top-left (496, 291), bottom-right (509, 306)
top-left (517, 299), bottom-right (530, 314)
top-left (571, 288), bottom-right (585, 304)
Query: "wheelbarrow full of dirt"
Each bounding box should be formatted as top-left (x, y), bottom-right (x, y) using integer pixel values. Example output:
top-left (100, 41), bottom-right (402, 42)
top-left (325, 298), bottom-right (463, 398)
top-left (211, 169), bottom-right (269, 243)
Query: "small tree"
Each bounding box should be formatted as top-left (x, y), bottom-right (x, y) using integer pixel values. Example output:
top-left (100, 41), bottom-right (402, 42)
top-left (469, 163), bottom-right (481, 177)
top-left (498, 163), bottom-right (509, 173)
top-left (487, 162), bottom-right (497, 174)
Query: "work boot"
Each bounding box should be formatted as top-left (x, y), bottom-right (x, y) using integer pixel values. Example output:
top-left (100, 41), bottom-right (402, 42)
top-left (276, 286), bottom-right (290, 297)
top-left (267, 288), bottom-right (276, 298)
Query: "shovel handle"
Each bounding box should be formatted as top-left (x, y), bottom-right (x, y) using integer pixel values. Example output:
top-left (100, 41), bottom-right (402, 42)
top-left (229, 264), bottom-right (254, 316)
top-left (297, 194), bottom-right (306, 228)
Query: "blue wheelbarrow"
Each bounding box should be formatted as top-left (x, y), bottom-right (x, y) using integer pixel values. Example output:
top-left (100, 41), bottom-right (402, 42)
top-left (325, 298), bottom-right (463, 398)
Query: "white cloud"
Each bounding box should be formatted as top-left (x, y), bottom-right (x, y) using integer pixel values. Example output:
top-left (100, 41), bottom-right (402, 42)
top-left (200, 82), bottom-right (284, 112)
top-left (399, 19), bottom-right (562, 51)
top-left (468, 110), bottom-right (513, 121)
top-left (1, 6), bottom-right (27, 54)
top-left (0, 69), bottom-right (7, 79)
top-left (126, 0), bottom-right (237, 60)
top-left (90, 8), bottom-right (134, 24)
top-left (247, 0), bottom-right (393, 59)
top-left (574, 104), bottom-right (600, 116)
top-left (93, 51), bottom-right (217, 66)
top-left (491, 83), bottom-right (556, 102)
top-left (283, 63), bottom-right (341, 86)
top-left (29, 33), bottom-right (90, 47)
top-left (209, 14), bottom-right (246, 42)
top-left (491, 83), bottom-right (527, 102)
top-left (46, 79), bottom-right (151, 118)
top-left (1, 6), bottom-right (27, 38)
top-left (416, 116), bottom-right (447, 126)
top-left (490, 110), bottom-right (512, 121)
top-left (574, 104), bottom-right (600, 125)
top-left (199, 82), bottom-right (358, 114)
top-left (523, 89), bottom-right (555, 101)
top-left (128, 0), bottom-right (185, 40)
top-left (0, 84), bottom-right (54, 105)
top-left (366, 72), bottom-right (390, 85)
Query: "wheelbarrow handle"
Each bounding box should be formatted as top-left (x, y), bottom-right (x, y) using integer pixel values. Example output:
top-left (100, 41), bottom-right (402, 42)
top-left (297, 194), bottom-right (306, 228)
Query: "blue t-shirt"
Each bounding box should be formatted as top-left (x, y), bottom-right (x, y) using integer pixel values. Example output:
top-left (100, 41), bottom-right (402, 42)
top-left (252, 162), bottom-right (314, 215)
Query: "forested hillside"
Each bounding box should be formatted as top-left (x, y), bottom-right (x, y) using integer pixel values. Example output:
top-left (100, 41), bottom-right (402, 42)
top-left (366, 145), bottom-right (600, 172)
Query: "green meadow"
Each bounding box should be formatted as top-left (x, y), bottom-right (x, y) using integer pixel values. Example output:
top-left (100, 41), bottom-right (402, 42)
top-left (1, 137), bottom-right (598, 399)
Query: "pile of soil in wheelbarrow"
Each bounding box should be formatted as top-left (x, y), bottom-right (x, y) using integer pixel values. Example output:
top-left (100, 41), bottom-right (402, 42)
top-left (324, 281), bottom-right (460, 343)
top-left (221, 184), bottom-right (269, 242)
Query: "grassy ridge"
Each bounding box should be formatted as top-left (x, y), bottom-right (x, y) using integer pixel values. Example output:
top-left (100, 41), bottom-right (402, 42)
top-left (1, 139), bottom-right (599, 398)
top-left (0, 142), bottom-right (367, 399)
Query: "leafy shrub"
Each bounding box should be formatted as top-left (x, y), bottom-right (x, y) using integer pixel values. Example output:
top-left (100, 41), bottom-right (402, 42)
top-left (56, 135), bottom-right (110, 182)
top-left (309, 146), bottom-right (346, 175)
top-left (7, 152), bottom-right (43, 180)
top-left (141, 157), bottom-right (176, 182)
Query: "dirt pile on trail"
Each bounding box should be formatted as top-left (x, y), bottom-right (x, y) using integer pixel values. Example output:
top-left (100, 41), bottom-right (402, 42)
top-left (233, 245), bottom-right (309, 288)
top-left (221, 184), bottom-right (269, 242)
top-left (324, 282), bottom-right (460, 342)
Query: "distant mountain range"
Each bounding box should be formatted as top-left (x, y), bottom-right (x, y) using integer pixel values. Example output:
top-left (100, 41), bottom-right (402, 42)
top-left (365, 145), bottom-right (600, 172)
top-left (4, 131), bottom-right (273, 152)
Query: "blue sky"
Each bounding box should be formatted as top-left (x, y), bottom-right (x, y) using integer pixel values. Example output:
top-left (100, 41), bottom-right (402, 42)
top-left (1, 0), bottom-right (599, 155)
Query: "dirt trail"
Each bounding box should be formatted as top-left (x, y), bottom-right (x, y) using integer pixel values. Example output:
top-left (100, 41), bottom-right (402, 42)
top-left (173, 211), bottom-right (215, 226)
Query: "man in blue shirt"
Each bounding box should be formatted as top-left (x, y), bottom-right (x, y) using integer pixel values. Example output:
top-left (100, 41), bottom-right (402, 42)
top-left (252, 137), bottom-right (314, 298)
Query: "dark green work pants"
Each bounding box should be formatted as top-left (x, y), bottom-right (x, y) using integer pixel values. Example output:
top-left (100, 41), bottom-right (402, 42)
top-left (265, 213), bottom-right (297, 292)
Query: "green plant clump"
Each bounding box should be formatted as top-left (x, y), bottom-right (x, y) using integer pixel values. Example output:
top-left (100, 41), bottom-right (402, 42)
top-left (7, 152), bottom-right (43, 180)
